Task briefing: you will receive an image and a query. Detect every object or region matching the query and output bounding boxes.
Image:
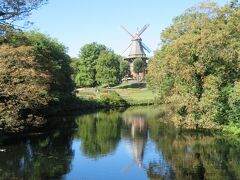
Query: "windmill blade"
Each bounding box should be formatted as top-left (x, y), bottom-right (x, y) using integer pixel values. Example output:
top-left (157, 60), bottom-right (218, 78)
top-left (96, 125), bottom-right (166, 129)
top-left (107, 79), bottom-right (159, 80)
top-left (141, 42), bottom-right (151, 53)
top-left (138, 24), bottom-right (150, 37)
top-left (121, 25), bottom-right (134, 38)
top-left (122, 43), bottom-right (132, 55)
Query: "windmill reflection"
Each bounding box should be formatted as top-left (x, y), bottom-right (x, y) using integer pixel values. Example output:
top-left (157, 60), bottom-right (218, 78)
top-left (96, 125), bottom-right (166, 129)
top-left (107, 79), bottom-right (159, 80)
top-left (123, 115), bottom-right (148, 168)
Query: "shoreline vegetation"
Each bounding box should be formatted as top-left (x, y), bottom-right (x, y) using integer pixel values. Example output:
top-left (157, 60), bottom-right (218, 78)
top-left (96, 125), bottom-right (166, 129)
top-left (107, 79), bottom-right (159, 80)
top-left (0, 1), bottom-right (239, 141)
top-left (146, 1), bottom-right (240, 140)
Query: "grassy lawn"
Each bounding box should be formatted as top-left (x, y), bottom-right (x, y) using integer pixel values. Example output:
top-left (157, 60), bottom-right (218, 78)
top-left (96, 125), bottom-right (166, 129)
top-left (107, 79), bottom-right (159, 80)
top-left (112, 82), bottom-right (156, 105)
top-left (75, 81), bottom-right (156, 106)
top-left (75, 88), bottom-right (97, 99)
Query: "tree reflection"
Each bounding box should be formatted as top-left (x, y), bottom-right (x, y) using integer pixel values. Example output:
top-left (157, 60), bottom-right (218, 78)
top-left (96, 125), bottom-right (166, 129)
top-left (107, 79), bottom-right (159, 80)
top-left (75, 112), bottom-right (121, 159)
top-left (1, 109), bottom-right (240, 179)
top-left (147, 161), bottom-right (175, 180)
top-left (192, 153), bottom-right (205, 180)
top-left (147, 120), bottom-right (240, 180)
top-left (0, 129), bottom-right (74, 179)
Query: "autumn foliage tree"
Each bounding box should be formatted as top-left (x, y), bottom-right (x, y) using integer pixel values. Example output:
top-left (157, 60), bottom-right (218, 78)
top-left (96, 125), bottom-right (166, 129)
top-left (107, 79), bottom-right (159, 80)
top-left (0, 45), bottom-right (50, 131)
top-left (147, 1), bottom-right (240, 128)
top-left (0, 31), bottom-right (73, 132)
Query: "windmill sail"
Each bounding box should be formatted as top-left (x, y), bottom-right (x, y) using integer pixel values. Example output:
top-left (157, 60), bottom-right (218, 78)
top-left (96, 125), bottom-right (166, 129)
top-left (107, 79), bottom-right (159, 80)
top-left (121, 24), bottom-right (150, 59)
top-left (138, 24), bottom-right (150, 37)
top-left (122, 43), bottom-right (132, 55)
top-left (141, 42), bottom-right (151, 53)
top-left (121, 25), bottom-right (134, 38)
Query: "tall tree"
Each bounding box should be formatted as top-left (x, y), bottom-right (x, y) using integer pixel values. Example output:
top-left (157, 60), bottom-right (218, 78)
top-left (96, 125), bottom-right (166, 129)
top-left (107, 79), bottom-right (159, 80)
top-left (0, 31), bottom-right (73, 132)
top-left (75, 42), bottom-right (107, 87)
top-left (0, 0), bottom-right (47, 32)
top-left (147, 1), bottom-right (240, 128)
top-left (96, 51), bottom-right (121, 86)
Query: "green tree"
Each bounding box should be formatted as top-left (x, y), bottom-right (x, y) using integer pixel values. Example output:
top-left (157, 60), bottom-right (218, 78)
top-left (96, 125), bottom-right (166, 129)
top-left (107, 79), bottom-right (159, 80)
top-left (96, 51), bottom-right (121, 86)
top-left (70, 57), bottom-right (80, 84)
top-left (133, 58), bottom-right (145, 80)
top-left (120, 59), bottom-right (130, 80)
top-left (74, 42), bottom-right (107, 87)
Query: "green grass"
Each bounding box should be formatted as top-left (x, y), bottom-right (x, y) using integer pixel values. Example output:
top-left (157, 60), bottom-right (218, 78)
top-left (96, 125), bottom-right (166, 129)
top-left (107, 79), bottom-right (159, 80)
top-left (111, 82), bottom-right (156, 105)
top-left (75, 88), bottom-right (97, 99)
top-left (116, 88), bottom-right (155, 105)
top-left (112, 82), bottom-right (146, 89)
top-left (75, 82), bottom-right (156, 106)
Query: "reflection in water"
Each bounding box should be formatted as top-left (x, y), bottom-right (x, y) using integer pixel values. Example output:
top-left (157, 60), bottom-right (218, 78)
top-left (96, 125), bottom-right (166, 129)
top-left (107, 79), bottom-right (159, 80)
top-left (193, 153), bottom-right (205, 180)
top-left (75, 112), bottom-right (122, 159)
top-left (0, 107), bottom-right (240, 179)
top-left (0, 130), bottom-right (74, 179)
top-left (123, 115), bottom-right (148, 168)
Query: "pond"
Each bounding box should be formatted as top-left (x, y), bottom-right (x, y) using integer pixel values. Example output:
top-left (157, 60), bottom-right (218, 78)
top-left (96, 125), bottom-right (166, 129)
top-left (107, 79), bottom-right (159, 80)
top-left (0, 106), bottom-right (240, 180)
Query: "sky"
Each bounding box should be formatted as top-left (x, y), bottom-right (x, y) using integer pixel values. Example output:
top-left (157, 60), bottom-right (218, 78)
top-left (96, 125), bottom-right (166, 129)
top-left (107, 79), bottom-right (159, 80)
top-left (26, 0), bottom-right (229, 57)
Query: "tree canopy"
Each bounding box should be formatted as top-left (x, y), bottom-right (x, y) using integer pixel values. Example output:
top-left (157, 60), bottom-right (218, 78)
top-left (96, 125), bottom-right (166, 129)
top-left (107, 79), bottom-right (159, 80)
top-left (96, 51), bottom-right (121, 86)
top-left (133, 58), bottom-right (145, 74)
top-left (0, 0), bottom-right (47, 32)
top-left (146, 1), bottom-right (240, 128)
top-left (74, 42), bottom-right (107, 87)
top-left (73, 42), bottom-right (123, 87)
top-left (120, 59), bottom-right (130, 79)
top-left (0, 31), bottom-right (73, 132)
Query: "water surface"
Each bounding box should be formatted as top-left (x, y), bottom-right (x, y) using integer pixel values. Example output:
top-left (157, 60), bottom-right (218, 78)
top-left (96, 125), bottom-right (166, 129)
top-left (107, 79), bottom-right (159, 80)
top-left (0, 107), bottom-right (239, 180)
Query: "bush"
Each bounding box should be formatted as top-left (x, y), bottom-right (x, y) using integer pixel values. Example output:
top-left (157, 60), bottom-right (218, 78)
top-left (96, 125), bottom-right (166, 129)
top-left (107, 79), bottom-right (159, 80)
top-left (98, 92), bottom-right (128, 108)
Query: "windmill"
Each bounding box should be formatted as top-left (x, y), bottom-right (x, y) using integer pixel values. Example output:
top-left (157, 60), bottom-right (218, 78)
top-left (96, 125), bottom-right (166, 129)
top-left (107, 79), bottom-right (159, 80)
top-left (121, 24), bottom-right (151, 79)
top-left (121, 24), bottom-right (151, 59)
top-left (121, 115), bottom-right (148, 174)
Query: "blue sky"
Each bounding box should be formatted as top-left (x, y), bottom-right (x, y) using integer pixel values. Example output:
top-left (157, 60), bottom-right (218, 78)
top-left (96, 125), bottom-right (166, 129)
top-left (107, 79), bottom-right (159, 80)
top-left (27, 0), bottom-right (229, 57)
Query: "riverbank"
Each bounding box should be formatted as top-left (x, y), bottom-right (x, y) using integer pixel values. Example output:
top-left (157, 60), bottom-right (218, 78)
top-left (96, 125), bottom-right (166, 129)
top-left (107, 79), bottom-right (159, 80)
top-left (0, 94), bottom-right (128, 134)
top-left (1, 81), bottom-right (239, 141)
top-left (0, 81), bottom-right (157, 134)
top-left (1, 100), bottom-right (239, 144)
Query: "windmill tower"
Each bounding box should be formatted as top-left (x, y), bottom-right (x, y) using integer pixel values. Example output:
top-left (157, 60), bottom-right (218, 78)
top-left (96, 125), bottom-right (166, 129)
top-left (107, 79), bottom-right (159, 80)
top-left (121, 24), bottom-right (151, 80)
